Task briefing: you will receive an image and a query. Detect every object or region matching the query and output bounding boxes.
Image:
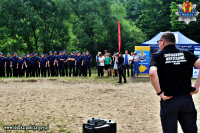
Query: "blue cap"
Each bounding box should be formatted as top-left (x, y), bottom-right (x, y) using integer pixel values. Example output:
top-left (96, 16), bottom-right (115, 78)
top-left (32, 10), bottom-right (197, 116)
top-left (59, 51), bottom-right (62, 53)
top-left (86, 50), bottom-right (89, 52)
top-left (45, 54), bottom-right (48, 56)
top-left (0, 53), bottom-right (2, 55)
top-left (13, 52), bottom-right (17, 54)
top-left (35, 53), bottom-right (38, 55)
top-left (23, 54), bottom-right (25, 56)
top-left (49, 51), bottom-right (52, 53)
top-left (75, 51), bottom-right (78, 54)
top-left (71, 51), bottom-right (74, 53)
top-left (54, 51), bottom-right (57, 54)
top-left (78, 51), bottom-right (80, 53)
top-left (63, 50), bottom-right (66, 52)
top-left (83, 52), bottom-right (85, 54)
top-left (41, 53), bottom-right (44, 55)
top-left (7, 53), bottom-right (10, 55)
top-left (19, 55), bottom-right (21, 57)
top-left (27, 53), bottom-right (30, 55)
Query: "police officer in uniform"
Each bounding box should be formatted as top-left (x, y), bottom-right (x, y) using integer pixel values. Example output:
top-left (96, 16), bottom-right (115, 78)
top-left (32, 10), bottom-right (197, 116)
top-left (150, 31), bottom-right (200, 133)
top-left (17, 55), bottom-right (24, 77)
top-left (48, 51), bottom-right (56, 77)
top-left (22, 54), bottom-right (26, 76)
top-left (12, 52), bottom-right (18, 77)
top-left (54, 51), bottom-right (58, 76)
top-left (39, 53), bottom-right (48, 77)
top-left (63, 50), bottom-right (68, 76)
top-left (24, 53), bottom-right (31, 77)
top-left (45, 54), bottom-right (50, 77)
top-left (57, 51), bottom-right (65, 77)
top-left (75, 51), bottom-right (83, 76)
top-left (5, 53), bottom-right (12, 77)
top-left (31, 53), bottom-right (38, 77)
top-left (85, 50), bottom-right (92, 77)
top-left (35, 53), bottom-right (40, 77)
top-left (116, 52), bottom-right (126, 83)
top-left (68, 51), bottom-right (76, 77)
top-left (0, 53), bottom-right (5, 77)
top-left (82, 52), bottom-right (86, 76)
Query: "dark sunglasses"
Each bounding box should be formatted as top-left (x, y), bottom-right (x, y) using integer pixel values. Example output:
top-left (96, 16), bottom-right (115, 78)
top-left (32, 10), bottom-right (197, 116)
top-left (157, 40), bottom-right (163, 44)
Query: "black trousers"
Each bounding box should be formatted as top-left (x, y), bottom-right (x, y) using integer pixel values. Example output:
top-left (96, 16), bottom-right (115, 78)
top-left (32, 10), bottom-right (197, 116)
top-left (124, 64), bottom-right (129, 77)
top-left (118, 69), bottom-right (126, 83)
top-left (55, 63), bottom-right (58, 76)
top-left (0, 65), bottom-right (4, 77)
top-left (18, 64), bottom-right (23, 77)
top-left (64, 62), bottom-right (68, 76)
top-left (40, 65), bottom-right (46, 77)
top-left (98, 66), bottom-right (104, 76)
top-left (69, 63), bottom-right (75, 76)
top-left (76, 63), bottom-right (82, 76)
top-left (22, 64), bottom-right (26, 76)
top-left (13, 64), bottom-right (17, 77)
top-left (49, 63), bottom-right (55, 77)
top-left (46, 66), bottom-right (50, 77)
top-left (37, 64), bottom-right (40, 77)
top-left (82, 64), bottom-right (85, 76)
top-left (32, 63), bottom-right (37, 77)
top-left (160, 93), bottom-right (197, 133)
top-left (6, 66), bottom-right (12, 77)
top-left (58, 63), bottom-right (64, 77)
top-left (85, 62), bottom-right (91, 76)
top-left (26, 65), bottom-right (30, 77)
top-left (29, 65), bottom-right (32, 77)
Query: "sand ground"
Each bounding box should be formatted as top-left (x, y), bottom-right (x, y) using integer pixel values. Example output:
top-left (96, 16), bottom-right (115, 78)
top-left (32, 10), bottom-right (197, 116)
top-left (0, 77), bottom-right (199, 133)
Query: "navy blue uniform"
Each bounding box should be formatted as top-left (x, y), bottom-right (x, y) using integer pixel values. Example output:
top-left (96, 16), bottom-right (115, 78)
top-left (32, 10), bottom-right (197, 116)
top-left (68, 55), bottom-right (75, 76)
top-left (5, 57), bottom-right (12, 77)
top-left (63, 54), bottom-right (68, 76)
top-left (45, 57), bottom-right (50, 77)
top-left (47, 55), bottom-right (56, 77)
top-left (39, 57), bottom-right (47, 77)
top-left (36, 56), bottom-right (40, 76)
top-left (31, 56), bottom-right (38, 77)
top-left (12, 56), bottom-right (18, 77)
top-left (25, 57), bottom-right (31, 77)
top-left (85, 54), bottom-right (92, 76)
top-left (17, 59), bottom-right (24, 77)
top-left (76, 55), bottom-right (83, 76)
top-left (82, 55), bottom-right (85, 76)
top-left (57, 55), bottom-right (65, 76)
top-left (22, 57), bottom-right (26, 76)
top-left (0, 56), bottom-right (5, 77)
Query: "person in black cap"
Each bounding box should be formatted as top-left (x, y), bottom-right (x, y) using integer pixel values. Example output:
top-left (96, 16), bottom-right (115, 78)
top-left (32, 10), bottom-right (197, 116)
top-left (150, 31), bottom-right (200, 132)
top-left (12, 52), bottom-right (18, 77)
top-left (5, 53), bottom-right (12, 77)
top-left (47, 51), bottom-right (56, 77)
top-left (116, 52), bottom-right (126, 83)
top-left (68, 51), bottom-right (76, 76)
top-left (39, 53), bottom-right (48, 77)
top-left (63, 50), bottom-right (68, 76)
top-left (85, 50), bottom-right (92, 77)
top-left (30, 53), bottom-right (38, 77)
top-left (45, 54), bottom-right (50, 77)
top-left (57, 51), bottom-right (65, 77)
top-left (75, 51), bottom-right (83, 76)
top-left (24, 53), bottom-right (31, 77)
top-left (54, 51), bottom-right (58, 76)
top-left (0, 53), bottom-right (5, 77)
top-left (82, 52), bottom-right (86, 76)
top-left (17, 55), bottom-right (24, 77)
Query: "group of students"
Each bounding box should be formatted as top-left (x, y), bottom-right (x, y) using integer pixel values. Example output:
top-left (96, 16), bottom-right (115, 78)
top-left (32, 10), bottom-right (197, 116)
top-left (0, 50), bottom-right (92, 78)
top-left (96, 50), bottom-right (140, 78)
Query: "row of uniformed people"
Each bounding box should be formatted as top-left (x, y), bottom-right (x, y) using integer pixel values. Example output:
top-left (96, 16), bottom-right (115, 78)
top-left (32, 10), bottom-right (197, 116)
top-left (0, 50), bottom-right (92, 77)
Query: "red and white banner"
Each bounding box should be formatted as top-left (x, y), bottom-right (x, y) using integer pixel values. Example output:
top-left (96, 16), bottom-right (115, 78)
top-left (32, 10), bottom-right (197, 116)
top-left (118, 21), bottom-right (121, 53)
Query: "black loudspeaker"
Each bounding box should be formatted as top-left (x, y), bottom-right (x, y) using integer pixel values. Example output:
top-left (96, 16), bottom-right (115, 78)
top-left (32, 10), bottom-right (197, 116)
top-left (83, 118), bottom-right (117, 133)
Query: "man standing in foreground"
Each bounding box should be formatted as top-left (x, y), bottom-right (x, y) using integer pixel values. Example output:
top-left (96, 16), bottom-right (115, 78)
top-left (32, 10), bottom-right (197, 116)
top-left (150, 31), bottom-right (200, 133)
top-left (116, 52), bottom-right (126, 83)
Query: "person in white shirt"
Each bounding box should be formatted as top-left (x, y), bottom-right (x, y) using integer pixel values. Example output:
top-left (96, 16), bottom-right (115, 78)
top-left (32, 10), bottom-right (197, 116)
top-left (132, 52), bottom-right (140, 78)
top-left (113, 53), bottom-right (119, 77)
top-left (129, 52), bottom-right (134, 77)
top-left (98, 53), bottom-right (105, 77)
top-left (123, 50), bottom-right (131, 77)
